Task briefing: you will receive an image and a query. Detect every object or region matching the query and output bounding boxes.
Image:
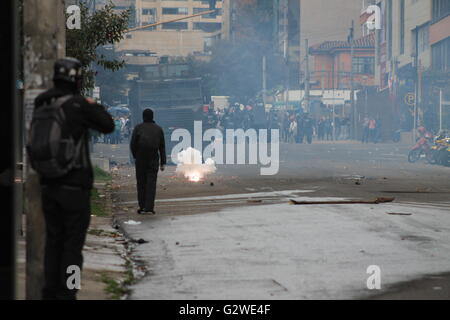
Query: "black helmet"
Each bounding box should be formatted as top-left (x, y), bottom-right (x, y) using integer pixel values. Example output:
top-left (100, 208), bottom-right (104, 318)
top-left (53, 57), bottom-right (83, 84)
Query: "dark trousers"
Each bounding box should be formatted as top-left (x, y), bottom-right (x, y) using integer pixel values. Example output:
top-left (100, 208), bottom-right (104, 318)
top-left (136, 163), bottom-right (159, 211)
top-left (41, 185), bottom-right (91, 300)
top-left (296, 130), bottom-right (304, 144)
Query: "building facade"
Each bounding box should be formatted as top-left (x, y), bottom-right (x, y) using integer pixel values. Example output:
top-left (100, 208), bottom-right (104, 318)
top-left (299, 0), bottom-right (364, 70)
top-left (310, 34), bottom-right (375, 90)
top-left (106, 0), bottom-right (225, 58)
top-left (373, 0), bottom-right (450, 133)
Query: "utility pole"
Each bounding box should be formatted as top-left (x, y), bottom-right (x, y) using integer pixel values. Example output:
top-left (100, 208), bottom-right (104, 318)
top-left (299, 0), bottom-right (302, 91)
top-left (283, 0), bottom-right (289, 111)
top-left (304, 39), bottom-right (310, 113)
top-left (413, 26), bottom-right (419, 143)
top-left (23, 0), bottom-right (66, 299)
top-left (440, 89), bottom-right (443, 132)
top-left (349, 20), bottom-right (355, 139)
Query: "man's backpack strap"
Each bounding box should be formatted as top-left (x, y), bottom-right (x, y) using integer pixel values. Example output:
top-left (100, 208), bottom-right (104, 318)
top-left (52, 94), bottom-right (73, 109)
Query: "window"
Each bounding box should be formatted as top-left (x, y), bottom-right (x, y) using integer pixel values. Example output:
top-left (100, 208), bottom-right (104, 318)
top-left (193, 22), bottom-right (222, 32)
top-left (432, 0), bottom-right (450, 21)
top-left (162, 7), bottom-right (188, 15)
top-left (432, 37), bottom-right (450, 71)
top-left (162, 22), bottom-right (188, 30)
top-left (413, 24), bottom-right (430, 55)
top-left (352, 56), bottom-right (375, 74)
top-left (142, 8), bottom-right (155, 15)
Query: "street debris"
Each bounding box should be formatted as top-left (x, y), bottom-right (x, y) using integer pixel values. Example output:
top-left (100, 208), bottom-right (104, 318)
top-left (289, 197), bottom-right (395, 205)
top-left (247, 199), bottom-right (263, 203)
top-left (124, 220), bottom-right (141, 225)
top-left (130, 238), bottom-right (148, 244)
top-left (387, 212), bottom-right (412, 216)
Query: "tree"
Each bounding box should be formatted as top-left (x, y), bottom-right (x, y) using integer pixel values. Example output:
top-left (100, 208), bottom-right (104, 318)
top-left (66, 2), bottom-right (130, 92)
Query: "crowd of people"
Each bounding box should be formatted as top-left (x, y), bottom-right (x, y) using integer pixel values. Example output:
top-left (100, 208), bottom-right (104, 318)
top-left (96, 104), bottom-right (381, 146)
top-left (92, 114), bottom-right (132, 144)
top-left (361, 116), bottom-right (382, 144)
top-left (202, 102), bottom-right (352, 145)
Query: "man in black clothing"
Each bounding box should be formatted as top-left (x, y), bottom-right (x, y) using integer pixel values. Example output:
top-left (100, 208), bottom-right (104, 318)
top-left (130, 109), bottom-right (166, 214)
top-left (34, 57), bottom-right (115, 300)
top-left (303, 114), bottom-right (315, 144)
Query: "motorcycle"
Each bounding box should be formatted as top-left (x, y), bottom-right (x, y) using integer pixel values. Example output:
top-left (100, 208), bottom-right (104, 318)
top-left (392, 129), bottom-right (401, 143)
top-left (408, 132), bottom-right (435, 164)
top-left (433, 134), bottom-right (450, 167)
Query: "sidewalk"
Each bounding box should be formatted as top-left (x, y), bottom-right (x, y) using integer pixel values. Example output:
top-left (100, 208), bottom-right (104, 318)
top-left (17, 180), bottom-right (129, 300)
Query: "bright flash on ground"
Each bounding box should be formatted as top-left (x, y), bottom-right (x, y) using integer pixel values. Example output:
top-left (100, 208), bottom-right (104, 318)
top-left (176, 147), bottom-right (216, 182)
top-left (187, 172), bottom-right (201, 182)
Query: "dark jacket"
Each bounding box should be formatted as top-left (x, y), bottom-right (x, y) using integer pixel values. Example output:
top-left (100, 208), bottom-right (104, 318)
top-left (130, 121), bottom-right (166, 167)
top-left (34, 85), bottom-right (115, 189)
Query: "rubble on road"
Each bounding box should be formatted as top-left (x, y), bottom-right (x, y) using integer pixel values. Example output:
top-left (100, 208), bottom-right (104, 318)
top-left (289, 197), bottom-right (395, 205)
top-left (387, 212), bottom-right (412, 216)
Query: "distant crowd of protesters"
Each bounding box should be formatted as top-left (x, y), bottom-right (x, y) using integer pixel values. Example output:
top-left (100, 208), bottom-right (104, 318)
top-left (94, 103), bottom-right (383, 146)
top-left (202, 102), bottom-right (352, 145)
top-left (92, 114), bottom-right (131, 144)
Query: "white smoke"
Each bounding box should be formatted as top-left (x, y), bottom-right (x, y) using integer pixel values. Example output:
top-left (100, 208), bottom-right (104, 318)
top-left (176, 147), bottom-right (216, 182)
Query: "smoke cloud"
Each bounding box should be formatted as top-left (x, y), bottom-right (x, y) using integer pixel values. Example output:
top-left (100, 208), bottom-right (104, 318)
top-left (176, 147), bottom-right (217, 182)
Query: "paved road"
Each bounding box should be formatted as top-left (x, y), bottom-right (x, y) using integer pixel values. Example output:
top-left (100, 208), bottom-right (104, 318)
top-left (94, 141), bottom-right (450, 299)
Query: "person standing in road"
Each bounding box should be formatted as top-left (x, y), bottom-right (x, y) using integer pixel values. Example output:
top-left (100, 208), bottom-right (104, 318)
top-left (296, 112), bottom-right (304, 143)
top-left (303, 114), bottom-right (315, 144)
top-left (317, 117), bottom-right (325, 141)
top-left (362, 117), bottom-right (370, 143)
top-left (29, 57), bottom-right (115, 300)
top-left (368, 118), bottom-right (377, 143)
top-left (130, 108), bottom-right (166, 215)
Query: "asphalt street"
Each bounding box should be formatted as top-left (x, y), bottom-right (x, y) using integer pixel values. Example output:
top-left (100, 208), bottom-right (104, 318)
top-left (94, 141), bottom-right (450, 299)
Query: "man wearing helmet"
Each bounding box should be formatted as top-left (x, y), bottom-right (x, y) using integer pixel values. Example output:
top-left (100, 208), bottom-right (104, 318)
top-left (417, 126), bottom-right (433, 139)
top-left (33, 57), bottom-right (114, 299)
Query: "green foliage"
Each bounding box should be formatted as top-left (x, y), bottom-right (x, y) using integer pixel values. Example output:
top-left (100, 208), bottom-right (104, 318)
top-left (66, 2), bottom-right (130, 92)
top-left (90, 188), bottom-right (107, 217)
top-left (100, 273), bottom-right (131, 299)
top-left (93, 165), bottom-right (112, 182)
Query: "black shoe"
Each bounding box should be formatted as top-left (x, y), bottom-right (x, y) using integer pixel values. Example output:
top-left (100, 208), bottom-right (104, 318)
top-left (139, 209), bottom-right (155, 215)
top-left (137, 208), bottom-right (143, 214)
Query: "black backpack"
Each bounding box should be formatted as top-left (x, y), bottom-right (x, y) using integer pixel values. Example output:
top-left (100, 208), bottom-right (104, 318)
top-left (27, 94), bottom-right (83, 178)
